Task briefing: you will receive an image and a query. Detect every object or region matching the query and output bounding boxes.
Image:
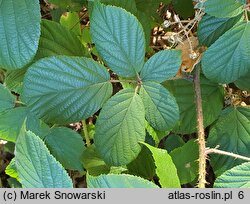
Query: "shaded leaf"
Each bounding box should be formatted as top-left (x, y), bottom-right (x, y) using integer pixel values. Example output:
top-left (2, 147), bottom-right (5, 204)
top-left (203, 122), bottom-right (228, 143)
top-left (164, 76), bottom-right (224, 134)
top-left (172, 0), bottom-right (195, 19)
top-left (81, 145), bottom-right (110, 176)
top-left (170, 139), bottom-right (199, 184)
top-left (44, 127), bottom-right (85, 171)
top-left (35, 20), bottom-right (88, 60)
top-left (127, 146), bottom-right (155, 179)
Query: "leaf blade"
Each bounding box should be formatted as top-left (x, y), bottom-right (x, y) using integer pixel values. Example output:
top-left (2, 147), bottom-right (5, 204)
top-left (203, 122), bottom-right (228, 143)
top-left (90, 3), bottom-right (145, 77)
top-left (140, 82), bottom-right (179, 131)
top-left (87, 174), bottom-right (158, 188)
top-left (94, 89), bottom-right (145, 166)
top-left (15, 130), bottom-right (73, 188)
top-left (143, 143), bottom-right (181, 188)
top-left (140, 50), bottom-right (181, 83)
top-left (23, 56), bottom-right (112, 124)
top-left (202, 22), bottom-right (250, 83)
top-left (0, 0), bottom-right (40, 70)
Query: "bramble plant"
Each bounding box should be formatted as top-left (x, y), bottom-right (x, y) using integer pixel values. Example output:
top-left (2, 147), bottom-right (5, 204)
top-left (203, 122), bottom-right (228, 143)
top-left (0, 0), bottom-right (250, 188)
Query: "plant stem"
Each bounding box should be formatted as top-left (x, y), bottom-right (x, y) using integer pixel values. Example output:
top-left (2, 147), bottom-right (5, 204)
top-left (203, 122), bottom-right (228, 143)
top-left (194, 66), bottom-right (207, 188)
top-left (206, 147), bottom-right (250, 162)
top-left (82, 120), bottom-right (91, 147)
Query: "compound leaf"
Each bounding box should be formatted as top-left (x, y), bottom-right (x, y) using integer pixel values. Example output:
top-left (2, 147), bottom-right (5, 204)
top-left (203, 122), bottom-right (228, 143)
top-left (140, 82), bottom-right (179, 131)
top-left (207, 107), bottom-right (250, 176)
top-left (0, 84), bottom-right (15, 112)
top-left (95, 89), bottom-right (145, 166)
top-left (90, 3), bottom-right (145, 77)
top-left (202, 22), bottom-right (250, 83)
top-left (214, 162), bottom-right (250, 188)
top-left (143, 143), bottom-right (180, 188)
top-left (87, 174), bottom-right (158, 188)
top-left (140, 50), bottom-right (181, 83)
top-left (204, 0), bottom-right (244, 18)
top-left (15, 129), bottom-right (73, 188)
top-left (0, 0), bottom-right (40, 70)
top-left (44, 127), bottom-right (85, 171)
top-left (23, 56), bottom-right (112, 124)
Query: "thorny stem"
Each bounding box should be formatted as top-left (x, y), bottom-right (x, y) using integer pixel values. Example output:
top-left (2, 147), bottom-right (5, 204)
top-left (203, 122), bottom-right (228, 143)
top-left (194, 66), bottom-right (207, 188)
top-left (82, 120), bottom-right (91, 147)
top-left (206, 147), bottom-right (250, 162)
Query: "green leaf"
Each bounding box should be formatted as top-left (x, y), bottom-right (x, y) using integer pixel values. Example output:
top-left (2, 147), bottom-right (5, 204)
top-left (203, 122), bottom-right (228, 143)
top-left (87, 174), bottom-right (159, 188)
top-left (15, 130), bottom-right (73, 188)
top-left (0, 0), bottom-right (40, 70)
top-left (127, 146), bottom-right (155, 179)
top-left (207, 107), bottom-right (250, 176)
top-left (135, 0), bottom-right (171, 20)
top-left (90, 3), bottom-right (145, 77)
top-left (145, 121), bottom-right (169, 145)
top-left (23, 56), bottom-right (112, 124)
top-left (4, 67), bottom-right (27, 95)
top-left (140, 50), bottom-right (181, 83)
top-left (204, 0), bottom-right (244, 18)
top-left (7, 178), bottom-right (22, 188)
top-left (164, 76), bottom-right (224, 134)
top-left (44, 127), bottom-right (85, 171)
top-left (82, 145), bottom-right (110, 176)
top-left (214, 162), bottom-right (250, 188)
top-left (143, 143), bottom-right (180, 188)
top-left (136, 11), bottom-right (152, 47)
top-left (198, 14), bottom-right (243, 47)
top-left (35, 20), bottom-right (88, 60)
top-left (202, 22), bottom-right (250, 83)
top-left (172, 0), bottom-right (195, 19)
top-left (140, 82), bottom-right (179, 131)
top-left (95, 89), bottom-right (145, 166)
top-left (234, 71), bottom-right (250, 92)
top-left (164, 134), bottom-right (185, 153)
top-left (0, 107), bottom-right (50, 142)
top-left (101, 0), bottom-right (137, 14)
top-left (60, 12), bottom-right (81, 36)
top-left (0, 84), bottom-right (15, 112)
top-left (5, 158), bottom-right (19, 181)
top-left (48, 0), bottom-right (86, 11)
top-left (170, 139), bottom-right (199, 184)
